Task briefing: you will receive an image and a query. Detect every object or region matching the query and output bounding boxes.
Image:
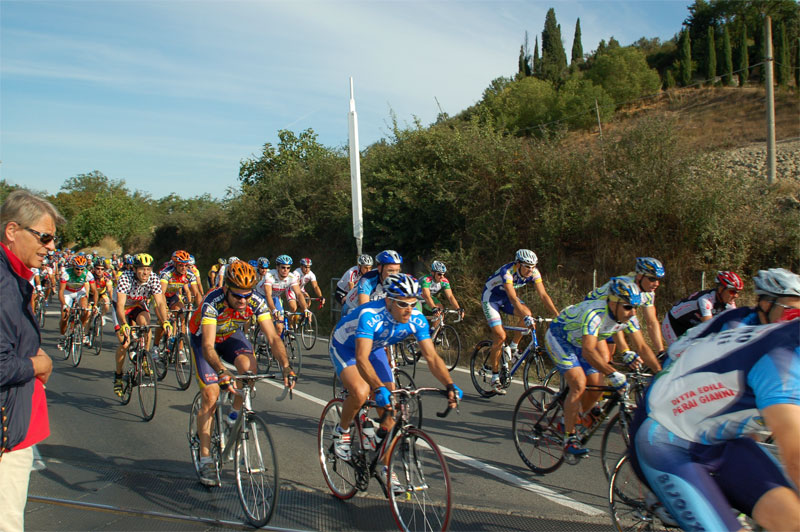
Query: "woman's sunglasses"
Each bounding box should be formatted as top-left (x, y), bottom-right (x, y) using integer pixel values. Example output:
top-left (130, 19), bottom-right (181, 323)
top-left (26, 227), bottom-right (55, 245)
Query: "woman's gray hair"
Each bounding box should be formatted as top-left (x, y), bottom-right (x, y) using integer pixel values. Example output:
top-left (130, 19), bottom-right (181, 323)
top-left (1, 189), bottom-right (66, 230)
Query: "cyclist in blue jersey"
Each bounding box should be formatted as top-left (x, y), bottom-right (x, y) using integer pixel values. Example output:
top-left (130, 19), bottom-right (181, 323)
top-left (545, 277), bottom-right (661, 455)
top-left (340, 250), bottom-right (402, 316)
top-left (329, 274), bottom-right (462, 489)
top-left (631, 320), bottom-right (800, 532)
top-left (481, 249), bottom-right (559, 394)
top-left (668, 268), bottom-right (800, 359)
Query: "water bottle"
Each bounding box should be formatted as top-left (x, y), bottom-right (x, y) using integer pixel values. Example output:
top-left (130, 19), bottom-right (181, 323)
top-left (360, 414), bottom-right (377, 451)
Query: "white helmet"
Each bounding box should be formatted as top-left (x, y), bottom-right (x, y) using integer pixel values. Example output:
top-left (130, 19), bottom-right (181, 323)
top-left (753, 268), bottom-right (800, 298)
top-left (515, 249), bottom-right (538, 266)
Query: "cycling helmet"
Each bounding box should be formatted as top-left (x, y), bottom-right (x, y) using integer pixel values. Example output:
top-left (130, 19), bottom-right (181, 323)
top-left (257, 257), bottom-right (270, 269)
top-left (218, 257), bottom-right (226, 265)
top-left (133, 253), bottom-right (154, 268)
top-left (225, 260), bottom-right (258, 290)
top-left (276, 255), bottom-right (293, 266)
top-left (753, 268), bottom-right (800, 298)
top-left (635, 257), bottom-right (665, 278)
top-left (172, 250), bottom-right (191, 264)
top-left (376, 250), bottom-right (403, 265)
top-left (124, 255), bottom-right (134, 266)
top-left (608, 276), bottom-right (643, 306)
top-left (431, 261), bottom-right (447, 274)
top-left (228, 256), bottom-right (239, 264)
top-left (71, 256), bottom-right (89, 268)
top-left (715, 271), bottom-right (744, 290)
top-left (248, 259), bottom-right (258, 268)
top-left (382, 273), bottom-right (420, 299)
top-left (300, 258), bottom-right (312, 267)
top-left (189, 255), bottom-right (196, 265)
top-left (357, 254), bottom-right (373, 266)
top-left (515, 249), bottom-right (538, 266)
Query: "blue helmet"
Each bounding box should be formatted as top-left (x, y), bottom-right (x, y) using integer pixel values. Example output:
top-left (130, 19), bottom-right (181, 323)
top-left (248, 259), bottom-right (258, 268)
top-left (608, 277), bottom-right (643, 306)
top-left (382, 273), bottom-right (420, 298)
top-left (431, 261), bottom-right (447, 274)
top-left (276, 254), bottom-right (293, 266)
top-left (635, 257), bottom-right (665, 278)
top-left (376, 250), bottom-right (402, 265)
top-left (257, 257), bottom-right (270, 269)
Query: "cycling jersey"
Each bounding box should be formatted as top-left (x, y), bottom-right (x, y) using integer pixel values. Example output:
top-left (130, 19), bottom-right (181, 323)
top-left (336, 265), bottom-right (362, 291)
top-left (93, 270), bottom-right (112, 295)
top-left (60, 267), bottom-right (94, 293)
top-left (662, 288), bottom-right (736, 345)
top-left (114, 270), bottom-right (162, 310)
top-left (585, 273), bottom-right (655, 307)
top-left (481, 263), bottom-right (542, 327)
top-left (267, 269), bottom-right (300, 299)
top-left (420, 275), bottom-right (450, 296)
top-left (341, 270), bottom-right (385, 316)
top-left (159, 265), bottom-right (198, 297)
top-left (668, 307), bottom-right (760, 359)
top-left (188, 287), bottom-right (271, 342)
top-left (254, 271), bottom-right (276, 297)
top-left (293, 267), bottom-right (316, 293)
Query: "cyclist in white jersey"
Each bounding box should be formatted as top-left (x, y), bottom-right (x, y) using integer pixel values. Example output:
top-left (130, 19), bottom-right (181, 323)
top-left (293, 257), bottom-right (325, 310)
top-left (335, 254), bottom-right (373, 305)
top-left (340, 250), bottom-right (402, 316)
top-left (260, 254), bottom-right (307, 336)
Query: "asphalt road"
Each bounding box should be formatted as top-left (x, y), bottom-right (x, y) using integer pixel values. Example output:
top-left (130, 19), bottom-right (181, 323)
top-left (25, 305), bottom-right (616, 531)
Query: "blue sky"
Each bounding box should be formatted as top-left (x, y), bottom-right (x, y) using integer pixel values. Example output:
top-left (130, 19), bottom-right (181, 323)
top-left (1, 0), bottom-right (693, 199)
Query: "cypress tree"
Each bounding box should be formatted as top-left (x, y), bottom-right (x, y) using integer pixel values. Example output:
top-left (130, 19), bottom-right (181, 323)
top-left (680, 29), bottom-right (693, 86)
top-left (665, 69), bottom-right (676, 89)
top-left (738, 22), bottom-right (749, 85)
top-left (722, 23), bottom-right (733, 86)
top-left (706, 26), bottom-right (717, 84)
top-left (777, 22), bottom-right (789, 86)
top-left (796, 38), bottom-right (800, 88)
top-left (533, 36), bottom-right (542, 78)
top-left (571, 18), bottom-right (583, 65)
top-left (541, 8), bottom-right (568, 83)
top-left (519, 45), bottom-right (527, 77)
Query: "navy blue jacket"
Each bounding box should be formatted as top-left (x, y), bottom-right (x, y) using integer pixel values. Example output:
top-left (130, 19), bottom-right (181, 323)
top-left (0, 245), bottom-right (40, 452)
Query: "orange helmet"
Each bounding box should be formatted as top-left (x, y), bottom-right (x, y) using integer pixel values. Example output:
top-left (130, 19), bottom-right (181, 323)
top-left (172, 250), bottom-right (191, 264)
top-left (225, 260), bottom-right (257, 290)
top-left (71, 255), bottom-right (89, 268)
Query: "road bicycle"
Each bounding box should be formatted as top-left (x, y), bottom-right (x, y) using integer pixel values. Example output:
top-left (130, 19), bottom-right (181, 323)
top-left (85, 307), bottom-right (104, 357)
top-left (470, 318), bottom-right (554, 397)
top-left (300, 296), bottom-right (323, 350)
top-left (397, 309), bottom-right (463, 371)
top-left (61, 304), bottom-right (91, 367)
top-left (249, 311), bottom-right (303, 376)
top-left (117, 324), bottom-right (160, 421)
top-left (34, 289), bottom-right (47, 328)
top-left (511, 367), bottom-right (649, 476)
top-left (318, 386), bottom-right (455, 532)
top-left (188, 372), bottom-right (281, 528)
top-left (154, 308), bottom-right (194, 390)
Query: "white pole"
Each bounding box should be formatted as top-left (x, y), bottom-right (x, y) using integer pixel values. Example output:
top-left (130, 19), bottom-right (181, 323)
top-left (348, 77), bottom-right (364, 256)
top-left (764, 15), bottom-right (776, 185)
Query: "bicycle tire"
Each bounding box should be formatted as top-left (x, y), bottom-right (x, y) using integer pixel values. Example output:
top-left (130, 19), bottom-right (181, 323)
top-left (253, 329), bottom-right (275, 374)
top-left (92, 315), bottom-right (103, 355)
top-left (608, 455), bottom-right (678, 531)
top-left (543, 367), bottom-right (564, 391)
top-left (119, 354), bottom-right (134, 406)
top-left (512, 385), bottom-right (565, 474)
top-left (71, 322), bottom-right (84, 367)
top-left (154, 338), bottom-right (169, 381)
top-left (137, 349), bottom-right (158, 421)
top-left (318, 398), bottom-right (358, 499)
top-left (394, 369), bottom-right (423, 429)
top-left (469, 340), bottom-right (497, 398)
top-left (174, 333), bottom-right (193, 391)
top-left (62, 314), bottom-right (74, 360)
top-left (300, 311), bottom-right (317, 350)
top-left (600, 411), bottom-right (632, 481)
top-left (284, 333), bottom-right (302, 377)
top-left (437, 325), bottom-right (461, 371)
top-left (522, 349), bottom-right (548, 390)
top-left (387, 427), bottom-right (452, 532)
top-left (235, 413), bottom-right (279, 528)
top-left (332, 372), bottom-right (344, 399)
top-left (399, 336), bottom-right (420, 365)
top-left (36, 298), bottom-right (46, 328)
top-left (188, 392), bottom-right (222, 486)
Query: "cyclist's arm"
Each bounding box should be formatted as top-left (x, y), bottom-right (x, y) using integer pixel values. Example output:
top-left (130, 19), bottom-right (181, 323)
top-left (533, 281), bottom-right (559, 318)
top-left (442, 287), bottom-right (460, 312)
top-left (309, 280), bottom-right (324, 299)
top-left (152, 292), bottom-right (170, 326)
top-left (200, 323), bottom-right (226, 374)
top-left (58, 282), bottom-right (66, 307)
top-left (264, 284), bottom-right (277, 313)
top-left (580, 334), bottom-right (616, 376)
top-left (292, 285), bottom-right (308, 313)
top-left (115, 293), bottom-right (128, 326)
top-left (421, 287), bottom-right (438, 310)
top-left (641, 305), bottom-right (665, 352)
top-left (762, 403), bottom-right (800, 489)
top-left (502, 282), bottom-right (532, 318)
top-left (357, 292), bottom-right (370, 307)
top-left (626, 329), bottom-right (661, 373)
top-left (354, 337), bottom-right (384, 391)
top-left (257, 317), bottom-right (293, 386)
top-left (90, 282), bottom-right (99, 307)
top-left (193, 282), bottom-right (203, 307)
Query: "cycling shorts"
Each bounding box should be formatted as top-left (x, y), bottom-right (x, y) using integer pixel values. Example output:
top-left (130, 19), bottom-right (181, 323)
top-left (166, 293), bottom-right (184, 308)
top-left (634, 416), bottom-right (792, 531)
top-left (422, 296), bottom-right (442, 314)
top-left (191, 329), bottom-right (253, 388)
top-left (63, 290), bottom-right (87, 309)
top-left (543, 327), bottom-right (600, 376)
top-left (329, 344), bottom-right (394, 385)
top-left (481, 297), bottom-right (523, 328)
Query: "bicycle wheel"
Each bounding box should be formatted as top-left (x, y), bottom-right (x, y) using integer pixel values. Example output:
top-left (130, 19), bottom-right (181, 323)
top-left (522, 349), bottom-right (548, 389)
top-left (92, 315), bottom-right (103, 356)
top-left (235, 413), bottom-right (279, 528)
top-left (188, 392), bottom-right (222, 486)
top-left (119, 355), bottom-right (134, 406)
top-left (300, 312), bottom-right (317, 350)
top-left (284, 333), bottom-right (302, 377)
top-left (601, 411), bottom-right (632, 481)
top-left (332, 373), bottom-right (345, 399)
top-left (36, 298), bottom-right (46, 328)
top-left (387, 428), bottom-right (452, 532)
top-left (154, 337), bottom-right (169, 381)
top-left (469, 340), bottom-right (497, 398)
top-left (70, 322), bottom-right (84, 367)
top-left (318, 398), bottom-right (358, 499)
top-left (253, 329), bottom-right (275, 374)
top-left (609, 455), bottom-right (677, 532)
top-left (512, 385), bottom-right (565, 474)
top-left (137, 349), bottom-right (158, 421)
top-left (437, 325), bottom-right (461, 371)
top-left (62, 319), bottom-right (72, 360)
top-left (394, 369), bottom-right (423, 428)
top-left (543, 367), bottom-right (564, 391)
top-left (174, 333), bottom-right (193, 391)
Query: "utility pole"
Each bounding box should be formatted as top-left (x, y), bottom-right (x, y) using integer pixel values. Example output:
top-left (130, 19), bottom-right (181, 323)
top-left (764, 15), bottom-right (777, 184)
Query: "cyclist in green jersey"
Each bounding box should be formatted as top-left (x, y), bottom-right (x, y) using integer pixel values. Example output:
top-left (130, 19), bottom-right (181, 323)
top-left (419, 261), bottom-right (463, 326)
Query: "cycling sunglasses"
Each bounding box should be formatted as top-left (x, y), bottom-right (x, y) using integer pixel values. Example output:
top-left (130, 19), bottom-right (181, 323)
top-left (389, 297), bottom-right (417, 309)
top-left (26, 227), bottom-right (56, 245)
top-left (621, 304), bottom-right (636, 311)
top-left (228, 290), bottom-right (252, 300)
top-left (644, 276), bottom-right (661, 282)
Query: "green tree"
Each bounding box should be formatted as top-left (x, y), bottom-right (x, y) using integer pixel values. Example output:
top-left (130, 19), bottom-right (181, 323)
top-left (571, 18), bottom-right (584, 66)
top-left (722, 23), bottom-right (734, 85)
top-left (586, 46), bottom-right (662, 104)
top-left (665, 68), bottom-right (677, 88)
top-left (776, 21), bottom-right (789, 86)
top-left (541, 8), bottom-right (568, 83)
top-left (796, 37), bottom-right (800, 88)
top-left (738, 21), bottom-right (749, 85)
top-left (680, 29), bottom-right (693, 86)
top-left (706, 26), bottom-right (717, 84)
top-left (533, 37), bottom-right (542, 78)
top-left (518, 45), bottom-right (527, 77)
top-left (554, 79), bottom-right (614, 128)
top-left (0, 180), bottom-right (22, 205)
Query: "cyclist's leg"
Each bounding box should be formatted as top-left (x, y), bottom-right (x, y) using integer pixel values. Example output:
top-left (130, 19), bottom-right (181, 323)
top-left (78, 292), bottom-right (90, 329)
top-left (272, 296), bottom-right (285, 336)
top-left (579, 340), bottom-right (609, 414)
top-left (331, 343), bottom-right (369, 432)
top-left (192, 333), bottom-right (222, 460)
top-left (482, 299), bottom-right (506, 373)
top-left (369, 347), bottom-right (397, 465)
top-left (286, 295), bottom-right (299, 327)
top-left (226, 330), bottom-right (257, 412)
top-left (543, 327), bottom-right (585, 434)
top-left (61, 291), bottom-right (77, 334)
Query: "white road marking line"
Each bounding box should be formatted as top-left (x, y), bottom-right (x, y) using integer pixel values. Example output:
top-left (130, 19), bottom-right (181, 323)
top-left (262, 379), bottom-right (602, 516)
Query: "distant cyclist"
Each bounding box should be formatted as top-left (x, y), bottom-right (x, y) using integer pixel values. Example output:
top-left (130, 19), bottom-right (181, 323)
top-left (208, 257), bottom-right (225, 289)
top-left (661, 270), bottom-right (743, 346)
top-left (341, 250), bottom-right (402, 316)
top-left (335, 254), bottom-right (372, 305)
top-left (419, 260), bottom-right (463, 325)
top-left (293, 257), bottom-right (326, 309)
top-left (259, 255), bottom-right (307, 336)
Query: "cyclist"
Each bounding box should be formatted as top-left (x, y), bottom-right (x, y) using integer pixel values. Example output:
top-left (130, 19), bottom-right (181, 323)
top-left (545, 277), bottom-right (661, 456)
top-left (154, 250), bottom-right (202, 353)
top-left (293, 257), bottom-right (326, 310)
top-left (335, 254), bottom-right (373, 305)
top-left (58, 255), bottom-right (96, 348)
top-left (341, 250), bottom-right (402, 316)
top-left (112, 253), bottom-right (172, 397)
top-left (419, 260), bottom-right (463, 326)
top-left (255, 257), bottom-right (271, 283)
top-left (92, 258), bottom-right (114, 325)
top-left (586, 257), bottom-right (666, 354)
top-left (329, 273), bottom-right (462, 491)
top-left (481, 249), bottom-right (559, 394)
top-left (260, 255), bottom-right (307, 337)
top-left (631, 319), bottom-right (800, 531)
top-left (188, 260), bottom-right (295, 486)
top-left (208, 257), bottom-right (225, 289)
top-left (661, 270), bottom-right (743, 346)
